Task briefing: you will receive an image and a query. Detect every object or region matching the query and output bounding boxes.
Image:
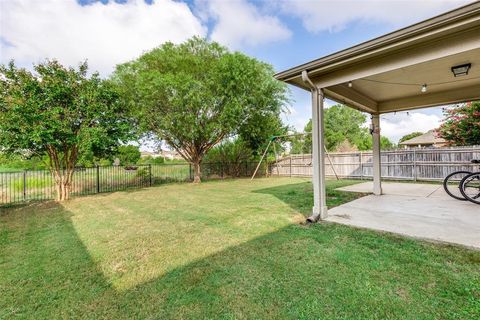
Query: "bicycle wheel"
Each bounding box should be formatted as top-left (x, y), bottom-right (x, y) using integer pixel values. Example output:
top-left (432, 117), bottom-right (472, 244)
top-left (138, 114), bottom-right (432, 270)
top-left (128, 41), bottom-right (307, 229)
top-left (460, 172), bottom-right (480, 205)
top-left (443, 171), bottom-right (471, 200)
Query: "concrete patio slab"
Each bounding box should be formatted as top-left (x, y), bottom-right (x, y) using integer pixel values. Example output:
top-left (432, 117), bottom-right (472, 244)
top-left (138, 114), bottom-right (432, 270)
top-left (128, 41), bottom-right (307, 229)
top-left (336, 181), bottom-right (445, 198)
top-left (327, 182), bottom-right (480, 249)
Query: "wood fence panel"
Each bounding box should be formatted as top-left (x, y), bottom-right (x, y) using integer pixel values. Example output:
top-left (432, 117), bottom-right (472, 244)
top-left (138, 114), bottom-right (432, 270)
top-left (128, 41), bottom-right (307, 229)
top-left (271, 146), bottom-right (480, 181)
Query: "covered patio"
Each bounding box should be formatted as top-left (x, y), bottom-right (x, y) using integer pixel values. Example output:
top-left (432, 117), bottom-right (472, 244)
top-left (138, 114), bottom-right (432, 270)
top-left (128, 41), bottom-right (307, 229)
top-left (328, 181), bottom-right (480, 249)
top-left (275, 2), bottom-right (480, 224)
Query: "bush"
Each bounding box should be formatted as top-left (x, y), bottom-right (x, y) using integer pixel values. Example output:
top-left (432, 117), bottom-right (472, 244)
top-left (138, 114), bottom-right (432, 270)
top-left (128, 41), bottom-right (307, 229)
top-left (0, 154), bottom-right (48, 171)
top-left (116, 145), bottom-right (141, 165)
top-left (138, 156), bottom-right (165, 165)
top-left (98, 158), bottom-right (112, 166)
top-left (438, 101), bottom-right (480, 146)
top-left (135, 167), bottom-right (151, 180)
top-left (164, 158), bottom-right (186, 164)
top-left (204, 139), bottom-right (253, 177)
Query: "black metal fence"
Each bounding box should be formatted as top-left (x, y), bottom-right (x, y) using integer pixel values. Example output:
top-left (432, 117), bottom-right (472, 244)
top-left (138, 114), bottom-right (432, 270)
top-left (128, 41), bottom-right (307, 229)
top-left (0, 162), bottom-right (265, 206)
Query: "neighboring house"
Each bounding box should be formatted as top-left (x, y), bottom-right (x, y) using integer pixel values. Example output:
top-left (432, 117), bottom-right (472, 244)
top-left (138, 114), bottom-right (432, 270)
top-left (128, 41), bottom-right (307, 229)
top-left (159, 149), bottom-right (183, 160)
top-left (141, 150), bottom-right (183, 160)
top-left (399, 130), bottom-right (447, 149)
top-left (140, 151), bottom-right (163, 159)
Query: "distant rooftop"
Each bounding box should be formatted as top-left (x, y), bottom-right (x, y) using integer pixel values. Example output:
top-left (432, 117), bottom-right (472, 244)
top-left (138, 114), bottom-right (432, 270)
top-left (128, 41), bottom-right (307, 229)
top-left (399, 130), bottom-right (446, 146)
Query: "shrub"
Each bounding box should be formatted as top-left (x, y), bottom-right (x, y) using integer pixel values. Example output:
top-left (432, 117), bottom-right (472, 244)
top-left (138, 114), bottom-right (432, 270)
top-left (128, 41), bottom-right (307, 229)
top-left (437, 101), bottom-right (480, 146)
top-left (204, 139), bottom-right (253, 177)
top-left (0, 153), bottom-right (48, 171)
top-left (116, 145), bottom-right (141, 165)
top-left (138, 156), bottom-right (165, 165)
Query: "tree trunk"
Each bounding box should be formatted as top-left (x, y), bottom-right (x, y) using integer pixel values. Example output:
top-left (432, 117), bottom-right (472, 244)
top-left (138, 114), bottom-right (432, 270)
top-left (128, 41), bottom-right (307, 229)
top-left (193, 161), bottom-right (201, 183)
top-left (46, 146), bottom-right (77, 202)
top-left (55, 183), bottom-right (62, 202)
top-left (54, 178), bottom-right (67, 201)
top-left (62, 182), bottom-right (71, 201)
top-left (53, 169), bottom-right (73, 201)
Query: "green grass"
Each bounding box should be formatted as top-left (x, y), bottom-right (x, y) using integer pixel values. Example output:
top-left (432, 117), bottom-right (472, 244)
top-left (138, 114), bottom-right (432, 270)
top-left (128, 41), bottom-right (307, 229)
top-left (10, 175), bottom-right (53, 192)
top-left (0, 167), bottom-right (24, 173)
top-left (0, 177), bottom-right (479, 319)
top-left (0, 165), bottom-right (191, 205)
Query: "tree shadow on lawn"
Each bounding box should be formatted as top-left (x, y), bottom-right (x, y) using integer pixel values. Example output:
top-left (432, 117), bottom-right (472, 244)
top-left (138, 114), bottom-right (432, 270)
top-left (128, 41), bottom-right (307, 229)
top-left (252, 180), bottom-right (368, 217)
top-left (2, 201), bottom-right (480, 319)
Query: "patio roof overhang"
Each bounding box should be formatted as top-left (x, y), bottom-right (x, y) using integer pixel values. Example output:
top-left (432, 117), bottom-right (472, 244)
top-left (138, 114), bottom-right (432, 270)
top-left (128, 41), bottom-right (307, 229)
top-left (275, 1), bottom-right (480, 114)
top-left (274, 1), bottom-right (480, 222)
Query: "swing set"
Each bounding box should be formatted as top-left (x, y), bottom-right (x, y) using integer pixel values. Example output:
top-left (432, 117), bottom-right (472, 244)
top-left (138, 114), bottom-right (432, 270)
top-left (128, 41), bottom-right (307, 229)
top-left (250, 132), bottom-right (339, 180)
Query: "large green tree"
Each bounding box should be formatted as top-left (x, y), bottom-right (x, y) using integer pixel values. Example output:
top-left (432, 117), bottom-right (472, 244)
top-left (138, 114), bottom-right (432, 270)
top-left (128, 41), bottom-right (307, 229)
top-left (0, 60), bottom-right (131, 201)
top-left (437, 101), bottom-right (480, 146)
top-left (323, 105), bottom-right (368, 151)
top-left (113, 37), bottom-right (288, 182)
top-left (290, 104), bottom-right (394, 153)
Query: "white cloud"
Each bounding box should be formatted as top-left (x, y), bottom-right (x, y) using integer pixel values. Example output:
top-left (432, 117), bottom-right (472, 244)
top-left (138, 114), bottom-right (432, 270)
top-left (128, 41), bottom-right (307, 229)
top-left (196, 0), bottom-right (291, 49)
top-left (278, 0), bottom-right (471, 33)
top-left (282, 86), bottom-right (443, 142)
top-left (0, 0), bottom-right (207, 75)
top-left (282, 106), bottom-right (309, 132)
top-left (380, 111), bottom-right (442, 143)
top-left (283, 108), bottom-right (443, 142)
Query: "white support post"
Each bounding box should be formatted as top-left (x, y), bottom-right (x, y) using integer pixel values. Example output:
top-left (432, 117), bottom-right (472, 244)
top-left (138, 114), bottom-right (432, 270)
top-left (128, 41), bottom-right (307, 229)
top-left (372, 114), bottom-right (382, 195)
top-left (310, 88), bottom-right (328, 221)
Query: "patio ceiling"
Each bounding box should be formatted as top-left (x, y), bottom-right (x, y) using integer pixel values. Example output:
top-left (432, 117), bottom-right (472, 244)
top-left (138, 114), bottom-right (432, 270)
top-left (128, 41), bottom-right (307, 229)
top-left (275, 1), bottom-right (480, 114)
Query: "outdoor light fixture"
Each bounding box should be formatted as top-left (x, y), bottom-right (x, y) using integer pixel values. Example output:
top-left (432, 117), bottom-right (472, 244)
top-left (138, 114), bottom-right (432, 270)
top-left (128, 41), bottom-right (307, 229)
top-left (348, 81), bottom-right (353, 87)
top-left (451, 63), bottom-right (471, 77)
top-left (421, 84), bottom-right (427, 93)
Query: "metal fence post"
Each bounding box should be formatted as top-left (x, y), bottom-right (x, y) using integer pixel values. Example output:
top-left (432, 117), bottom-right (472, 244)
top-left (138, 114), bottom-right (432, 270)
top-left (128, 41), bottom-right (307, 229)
top-left (149, 164), bottom-right (152, 186)
top-left (96, 165), bottom-right (100, 193)
top-left (3, 147), bottom-right (478, 206)
top-left (23, 170), bottom-right (27, 200)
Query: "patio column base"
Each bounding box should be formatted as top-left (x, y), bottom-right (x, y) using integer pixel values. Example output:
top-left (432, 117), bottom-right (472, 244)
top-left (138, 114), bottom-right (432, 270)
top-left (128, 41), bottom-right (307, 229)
top-left (307, 206), bottom-right (328, 222)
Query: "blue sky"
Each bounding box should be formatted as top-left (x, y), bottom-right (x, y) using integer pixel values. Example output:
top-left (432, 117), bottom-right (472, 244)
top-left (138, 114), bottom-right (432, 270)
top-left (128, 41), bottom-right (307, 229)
top-left (1, 0), bottom-right (472, 143)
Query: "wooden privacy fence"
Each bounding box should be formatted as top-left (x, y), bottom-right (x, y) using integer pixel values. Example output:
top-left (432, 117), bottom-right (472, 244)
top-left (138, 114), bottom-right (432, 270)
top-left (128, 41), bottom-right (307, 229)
top-left (271, 146), bottom-right (480, 181)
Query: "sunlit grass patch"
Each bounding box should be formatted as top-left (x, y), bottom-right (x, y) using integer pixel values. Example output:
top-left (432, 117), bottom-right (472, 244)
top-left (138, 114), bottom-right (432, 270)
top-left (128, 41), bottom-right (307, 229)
top-left (1, 178), bottom-right (479, 319)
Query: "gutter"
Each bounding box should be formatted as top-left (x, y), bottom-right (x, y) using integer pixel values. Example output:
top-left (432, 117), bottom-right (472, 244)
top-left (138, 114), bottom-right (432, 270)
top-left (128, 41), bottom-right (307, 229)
top-left (275, 1), bottom-right (480, 82)
top-left (301, 70), bottom-right (322, 224)
top-left (301, 70), bottom-right (317, 91)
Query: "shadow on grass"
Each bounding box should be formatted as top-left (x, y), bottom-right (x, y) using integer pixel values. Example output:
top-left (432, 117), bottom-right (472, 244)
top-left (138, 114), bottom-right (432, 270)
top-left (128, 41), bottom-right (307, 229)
top-left (1, 200), bottom-right (480, 319)
top-left (253, 180), bottom-right (368, 217)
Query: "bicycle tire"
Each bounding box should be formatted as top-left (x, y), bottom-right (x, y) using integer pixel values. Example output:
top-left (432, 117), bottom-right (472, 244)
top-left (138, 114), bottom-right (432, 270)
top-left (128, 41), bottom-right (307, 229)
top-left (443, 171), bottom-right (471, 201)
top-left (460, 172), bottom-right (480, 205)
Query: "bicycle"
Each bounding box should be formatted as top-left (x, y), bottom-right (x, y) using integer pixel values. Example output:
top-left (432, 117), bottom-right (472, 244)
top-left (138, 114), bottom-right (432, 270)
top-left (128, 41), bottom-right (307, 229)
top-left (460, 165), bottom-right (480, 205)
top-left (443, 159), bottom-right (480, 203)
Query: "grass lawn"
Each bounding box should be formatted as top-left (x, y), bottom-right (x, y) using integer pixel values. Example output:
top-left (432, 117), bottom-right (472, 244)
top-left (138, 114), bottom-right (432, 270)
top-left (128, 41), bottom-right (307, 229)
top-left (1, 177), bottom-right (479, 319)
